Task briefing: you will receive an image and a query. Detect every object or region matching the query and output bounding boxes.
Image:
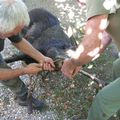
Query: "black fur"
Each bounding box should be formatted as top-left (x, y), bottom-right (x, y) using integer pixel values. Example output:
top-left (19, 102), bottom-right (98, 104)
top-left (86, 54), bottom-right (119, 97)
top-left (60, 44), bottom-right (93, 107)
top-left (5, 8), bottom-right (75, 67)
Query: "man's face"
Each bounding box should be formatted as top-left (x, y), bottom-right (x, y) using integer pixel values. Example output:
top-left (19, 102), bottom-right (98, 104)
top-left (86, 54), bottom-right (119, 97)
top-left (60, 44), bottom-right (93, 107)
top-left (0, 24), bottom-right (24, 39)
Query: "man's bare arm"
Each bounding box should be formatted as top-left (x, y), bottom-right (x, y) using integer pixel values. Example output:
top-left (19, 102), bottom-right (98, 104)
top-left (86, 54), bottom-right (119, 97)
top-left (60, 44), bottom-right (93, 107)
top-left (13, 38), bottom-right (45, 63)
top-left (71, 15), bottom-right (111, 66)
top-left (13, 38), bottom-right (55, 70)
top-left (0, 68), bottom-right (24, 80)
top-left (0, 63), bottom-right (42, 80)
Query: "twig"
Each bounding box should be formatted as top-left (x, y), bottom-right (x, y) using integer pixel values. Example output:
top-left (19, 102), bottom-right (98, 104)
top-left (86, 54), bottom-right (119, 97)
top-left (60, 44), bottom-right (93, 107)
top-left (80, 69), bottom-right (107, 88)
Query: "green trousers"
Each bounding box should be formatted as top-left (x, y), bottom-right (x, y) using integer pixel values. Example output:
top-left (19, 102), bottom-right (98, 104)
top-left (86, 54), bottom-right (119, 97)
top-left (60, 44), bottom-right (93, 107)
top-left (0, 54), bottom-right (28, 98)
top-left (88, 58), bottom-right (120, 120)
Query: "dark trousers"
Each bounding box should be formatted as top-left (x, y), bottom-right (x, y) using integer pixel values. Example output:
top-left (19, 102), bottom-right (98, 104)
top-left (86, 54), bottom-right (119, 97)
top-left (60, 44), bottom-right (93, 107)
top-left (0, 54), bottom-right (28, 98)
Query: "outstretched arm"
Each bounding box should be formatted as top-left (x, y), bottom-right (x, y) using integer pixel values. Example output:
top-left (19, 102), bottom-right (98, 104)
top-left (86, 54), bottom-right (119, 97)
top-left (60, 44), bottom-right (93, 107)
top-left (61, 15), bottom-right (111, 79)
top-left (0, 63), bottom-right (43, 80)
top-left (13, 38), bottom-right (55, 71)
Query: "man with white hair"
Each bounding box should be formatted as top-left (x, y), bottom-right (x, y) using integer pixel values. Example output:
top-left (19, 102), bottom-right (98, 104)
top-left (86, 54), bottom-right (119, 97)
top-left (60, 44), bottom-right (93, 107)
top-left (0, 0), bottom-right (55, 109)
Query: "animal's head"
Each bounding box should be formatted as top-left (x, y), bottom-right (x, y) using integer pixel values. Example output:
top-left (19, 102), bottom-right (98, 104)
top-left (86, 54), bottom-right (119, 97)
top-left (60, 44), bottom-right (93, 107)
top-left (45, 46), bottom-right (76, 71)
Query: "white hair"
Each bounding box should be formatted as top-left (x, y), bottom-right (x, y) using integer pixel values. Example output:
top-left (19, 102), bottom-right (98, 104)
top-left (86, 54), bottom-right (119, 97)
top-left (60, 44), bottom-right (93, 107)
top-left (0, 0), bottom-right (30, 33)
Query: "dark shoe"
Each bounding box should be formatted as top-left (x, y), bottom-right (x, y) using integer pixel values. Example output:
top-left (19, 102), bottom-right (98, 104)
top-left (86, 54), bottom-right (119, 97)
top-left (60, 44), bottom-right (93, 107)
top-left (14, 94), bottom-right (47, 111)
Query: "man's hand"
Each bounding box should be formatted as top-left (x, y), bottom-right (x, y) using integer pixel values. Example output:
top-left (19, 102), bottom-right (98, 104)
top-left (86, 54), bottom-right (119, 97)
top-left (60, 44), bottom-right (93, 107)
top-left (41, 56), bottom-right (55, 71)
top-left (61, 59), bottom-right (82, 79)
top-left (23, 63), bottom-right (43, 74)
top-left (14, 39), bottom-right (55, 71)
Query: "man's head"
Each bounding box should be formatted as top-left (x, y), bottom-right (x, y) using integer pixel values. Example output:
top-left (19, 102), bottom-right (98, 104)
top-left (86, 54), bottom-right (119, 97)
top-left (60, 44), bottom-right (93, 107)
top-left (0, 0), bottom-right (30, 39)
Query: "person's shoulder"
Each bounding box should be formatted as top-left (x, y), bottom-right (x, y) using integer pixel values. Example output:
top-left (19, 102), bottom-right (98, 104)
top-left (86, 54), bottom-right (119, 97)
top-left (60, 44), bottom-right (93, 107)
top-left (86, 0), bottom-right (110, 20)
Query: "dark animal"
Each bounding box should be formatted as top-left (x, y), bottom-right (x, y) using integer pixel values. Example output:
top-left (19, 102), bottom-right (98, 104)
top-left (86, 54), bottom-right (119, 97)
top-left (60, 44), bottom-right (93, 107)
top-left (5, 8), bottom-right (76, 69)
top-left (5, 8), bottom-right (106, 87)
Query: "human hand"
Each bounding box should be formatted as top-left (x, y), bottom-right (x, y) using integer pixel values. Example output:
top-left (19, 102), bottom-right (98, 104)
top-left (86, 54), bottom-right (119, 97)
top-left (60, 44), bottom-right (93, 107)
top-left (42, 56), bottom-right (55, 71)
top-left (61, 59), bottom-right (82, 79)
top-left (23, 63), bottom-right (43, 74)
